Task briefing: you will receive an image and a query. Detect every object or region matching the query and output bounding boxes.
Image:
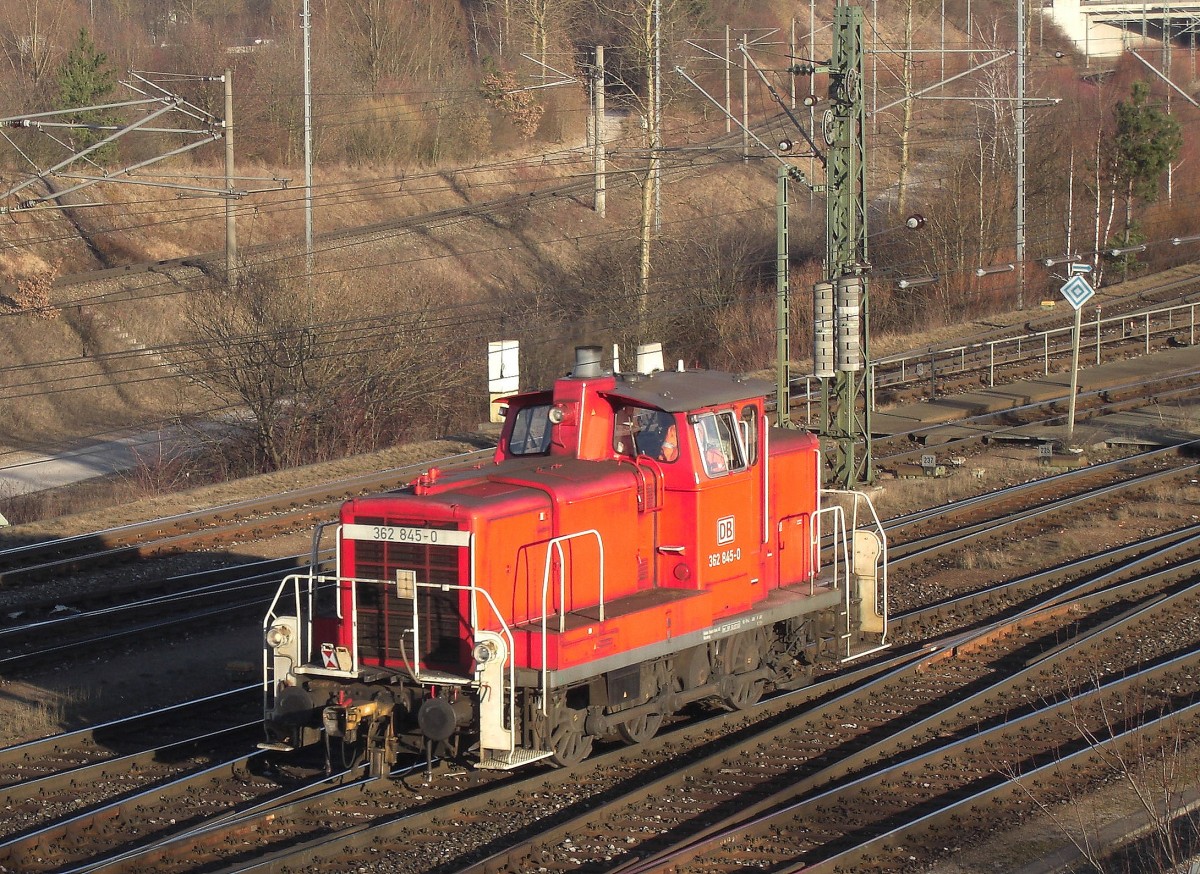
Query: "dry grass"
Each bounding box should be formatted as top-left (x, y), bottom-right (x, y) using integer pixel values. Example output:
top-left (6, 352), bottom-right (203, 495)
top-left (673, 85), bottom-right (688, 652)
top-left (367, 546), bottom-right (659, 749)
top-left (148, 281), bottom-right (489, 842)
top-left (955, 546), bottom-right (1010, 570)
top-left (7, 698), bottom-right (66, 739)
top-left (873, 451), bottom-right (1046, 517)
top-left (4, 437), bottom-right (479, 541)
top-left (0, 155), bottom-right (783, 458)
top-left (0, 683), bottom-right (94, 744)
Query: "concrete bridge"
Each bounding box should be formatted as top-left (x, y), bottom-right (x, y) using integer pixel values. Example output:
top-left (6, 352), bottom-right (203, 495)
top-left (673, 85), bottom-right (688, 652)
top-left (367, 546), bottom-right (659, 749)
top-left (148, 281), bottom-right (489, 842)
top-left (1044, 0), bottom-right (1200, 59)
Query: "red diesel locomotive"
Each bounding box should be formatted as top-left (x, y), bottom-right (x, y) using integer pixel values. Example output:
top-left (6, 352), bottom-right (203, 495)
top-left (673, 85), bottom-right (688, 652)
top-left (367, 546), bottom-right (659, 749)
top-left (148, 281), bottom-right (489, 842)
top-left (261, 346), bottom-right (888, 774)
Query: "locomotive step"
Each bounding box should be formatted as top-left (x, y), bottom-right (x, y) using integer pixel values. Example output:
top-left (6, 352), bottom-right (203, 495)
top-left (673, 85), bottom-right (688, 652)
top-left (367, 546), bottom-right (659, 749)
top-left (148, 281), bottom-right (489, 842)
top-left (476, 747), bottom-right (555, 771)
top-left (257, 741), bottom-right (295, 752)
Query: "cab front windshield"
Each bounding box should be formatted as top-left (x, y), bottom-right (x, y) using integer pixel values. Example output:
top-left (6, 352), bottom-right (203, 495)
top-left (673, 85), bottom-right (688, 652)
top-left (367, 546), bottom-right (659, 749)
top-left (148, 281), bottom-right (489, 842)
top-left (507, 404), bottom-right (552, 455)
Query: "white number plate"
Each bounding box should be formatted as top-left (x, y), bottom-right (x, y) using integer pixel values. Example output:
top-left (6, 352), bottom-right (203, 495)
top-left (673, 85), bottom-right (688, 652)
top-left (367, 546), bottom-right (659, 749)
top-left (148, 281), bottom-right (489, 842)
top-left (342, 524), bottom-right (470, 546)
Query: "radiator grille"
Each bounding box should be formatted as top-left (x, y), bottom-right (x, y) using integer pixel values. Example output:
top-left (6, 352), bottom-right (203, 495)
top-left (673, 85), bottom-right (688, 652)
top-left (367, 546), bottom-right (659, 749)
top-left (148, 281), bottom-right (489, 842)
top-left (349, 518), bottom-right (469, 672)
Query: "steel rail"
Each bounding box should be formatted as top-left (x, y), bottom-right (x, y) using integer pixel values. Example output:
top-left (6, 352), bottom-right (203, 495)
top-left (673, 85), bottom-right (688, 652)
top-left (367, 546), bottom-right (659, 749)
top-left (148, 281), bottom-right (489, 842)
top-left (0, 446), bottom-right (494, 585)
top-left (881, 442), bottom-right (1195, 533)
top-left (491, 572), bottom-right (1200, 874)
top-left (609, 572), bottom-right (1200, 874)
top-left (804, 700), bottom-right (1200, 874)
top-left (69, 651), bottom-right (930, 874)
top-left (876, 369), bottom-right (1200, 459)
top-left (892, 521), bottom-right (1200, 634)
top-left (195, 541), bottom-right (1200, 873)
top-left (0, 553), bottom-right (302, 626)
top-left (888, 460), bottom-right (1200, 563)
top-left (0, 687), bottom-right (255, 785)
top-left (618, 649), bottom-right (1200, 874)
top-left (21, 515), bottom-right (1200, 872)
top-left (1, 721), bottom-right (260, 812)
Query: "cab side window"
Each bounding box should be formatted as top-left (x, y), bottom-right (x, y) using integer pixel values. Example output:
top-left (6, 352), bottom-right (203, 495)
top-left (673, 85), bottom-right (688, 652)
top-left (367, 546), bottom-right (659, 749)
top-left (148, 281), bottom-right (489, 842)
top-left (693, 410), bottom-right (746, 477)
top-left (508, 404), bottom-right (553, 455)
top-left (740, 405), bottom-right (759, 465)
top-left (614, 405), bottom-right (678, 462)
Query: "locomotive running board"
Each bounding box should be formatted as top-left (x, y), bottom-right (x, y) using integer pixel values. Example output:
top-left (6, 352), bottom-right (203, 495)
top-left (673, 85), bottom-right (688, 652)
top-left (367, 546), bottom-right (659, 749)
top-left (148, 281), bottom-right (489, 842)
top-left (477, 748), bottom-right (555, 770)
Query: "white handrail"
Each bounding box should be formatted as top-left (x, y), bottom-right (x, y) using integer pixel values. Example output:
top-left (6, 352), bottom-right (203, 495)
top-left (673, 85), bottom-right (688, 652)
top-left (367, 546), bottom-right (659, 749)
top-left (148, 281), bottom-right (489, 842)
top-left (538, 529), bottom-right (605, 716)
top-left (822, 488), bottom-right (890, 653)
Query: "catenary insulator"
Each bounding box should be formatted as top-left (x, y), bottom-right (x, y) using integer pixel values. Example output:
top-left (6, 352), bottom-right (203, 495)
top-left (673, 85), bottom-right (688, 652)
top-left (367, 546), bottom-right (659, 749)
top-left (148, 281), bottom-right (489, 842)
top-left (813, 281), bottom-right (835, 378)
top-left (836, 276), bottom-right (862, 372)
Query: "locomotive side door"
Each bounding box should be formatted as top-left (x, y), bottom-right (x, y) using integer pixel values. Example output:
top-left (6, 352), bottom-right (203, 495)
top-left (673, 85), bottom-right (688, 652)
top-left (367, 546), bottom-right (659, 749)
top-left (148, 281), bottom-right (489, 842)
top-left (687, 405), bottom-right (763, 614)
top-left (613, 404), bottom-right (669, 589)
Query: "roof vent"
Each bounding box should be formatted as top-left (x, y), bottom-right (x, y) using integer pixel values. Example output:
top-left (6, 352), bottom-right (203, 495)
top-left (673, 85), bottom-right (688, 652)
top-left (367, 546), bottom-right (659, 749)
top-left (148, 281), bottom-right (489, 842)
top-left (636, 342), bottom-right (664, 375)
top-left (572, 345), bottom-right (604, 378)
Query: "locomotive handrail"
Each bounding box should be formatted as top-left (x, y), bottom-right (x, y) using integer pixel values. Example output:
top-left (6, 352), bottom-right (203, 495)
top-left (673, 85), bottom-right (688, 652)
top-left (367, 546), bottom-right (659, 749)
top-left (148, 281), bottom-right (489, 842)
top-left (821, 488), bottom-right (890, 654)
top-left (823, 488), bottom-right (889, 627)
top-left (262, 572), bottom-right (303, 717)
top-left (822, 489), bottom-right (889, 576)
top-left (625, 455), bottom-right (665, 512)
top-left (262, 568), bottom-right (336, 716)
top-left (268, 565), bottom-right (523, 753)
top-left (539, 529), bottom-right (605, 718)
top-left (813, 504), bottom-right (869, 658)
top-left (408, 581), bottom-right (516, 732)
top-left (813, 504), bottom-right (848, 596)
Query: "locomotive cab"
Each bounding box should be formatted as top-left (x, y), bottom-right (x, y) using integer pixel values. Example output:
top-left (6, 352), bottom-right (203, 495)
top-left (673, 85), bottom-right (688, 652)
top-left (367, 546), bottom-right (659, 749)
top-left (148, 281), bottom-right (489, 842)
top-left (262, 346), bottom-right (887, 775)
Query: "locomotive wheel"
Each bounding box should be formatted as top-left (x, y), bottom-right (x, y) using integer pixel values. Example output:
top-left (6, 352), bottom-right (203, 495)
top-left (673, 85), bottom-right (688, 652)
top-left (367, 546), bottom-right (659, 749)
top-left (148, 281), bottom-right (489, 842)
top-left (721, 629), bottom-right (767, 711)
top-left (617, 661), bottom-right (669, 744)
top-left (617, 709), bottom-right (663, 744)
top-left (723, 674), bottom-right (765, 710)
top-left (549, 708), bottom-right (593, 767)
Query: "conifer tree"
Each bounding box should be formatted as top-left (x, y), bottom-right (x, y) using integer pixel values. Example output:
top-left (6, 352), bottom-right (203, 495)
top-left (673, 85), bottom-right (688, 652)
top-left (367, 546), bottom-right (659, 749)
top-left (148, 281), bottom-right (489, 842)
top-left (1109, 80), bottom-right (1181, 273)
top-left (54, 28), bottom-right (118, 156)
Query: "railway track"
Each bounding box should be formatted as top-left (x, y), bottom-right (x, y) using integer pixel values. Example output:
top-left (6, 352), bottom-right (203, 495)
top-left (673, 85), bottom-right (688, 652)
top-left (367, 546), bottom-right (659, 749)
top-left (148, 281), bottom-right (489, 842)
top-left (867, 265), bottom-right (1200, 398)
top-left (0, 557), bottom-right (293, 670)
top-left (83, 528), bottom-right (1194, 874)
top-left (0, 445), bottom-right (494, 589)
top-left (4, 489), bottom-right (1198, 872)
top-left (2, 448), bottom-right (1194, 685)
top-left (0, 435), bottom-right (1196, 872)
top-left (0, 690), bottom-right (261, 843)
top-left (0, 432), bottom-right (1186, 606)
top-left (443, 554), bottom-right (1200, 874)
top-left (873, 367), bottom-right (1200, 465)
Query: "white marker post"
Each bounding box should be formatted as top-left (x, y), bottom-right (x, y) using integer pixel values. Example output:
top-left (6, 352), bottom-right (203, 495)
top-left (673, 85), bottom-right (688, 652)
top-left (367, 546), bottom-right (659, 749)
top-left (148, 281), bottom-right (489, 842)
top-left (488, 340), bottom-right (520, 424)
top-left (1060, 266), bottom-right (1096, 442)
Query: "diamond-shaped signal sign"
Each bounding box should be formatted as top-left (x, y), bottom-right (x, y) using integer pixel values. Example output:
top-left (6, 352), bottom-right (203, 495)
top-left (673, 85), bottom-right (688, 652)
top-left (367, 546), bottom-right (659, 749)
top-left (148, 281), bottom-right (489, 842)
top-left (1059, 274), bottom-right (1095, 310)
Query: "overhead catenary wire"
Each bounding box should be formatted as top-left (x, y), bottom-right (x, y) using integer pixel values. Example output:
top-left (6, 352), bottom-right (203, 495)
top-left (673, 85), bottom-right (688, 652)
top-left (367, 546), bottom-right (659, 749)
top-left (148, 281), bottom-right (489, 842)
top-left (2, 34), bottom-right (1193, 401)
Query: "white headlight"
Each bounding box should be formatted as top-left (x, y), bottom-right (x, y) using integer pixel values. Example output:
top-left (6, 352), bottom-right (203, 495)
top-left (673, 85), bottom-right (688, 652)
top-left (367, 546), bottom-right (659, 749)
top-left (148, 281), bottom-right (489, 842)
top-left (472, 640), bottom-right (496, 664)
top-left (266, 624), bottom-right (292, 648)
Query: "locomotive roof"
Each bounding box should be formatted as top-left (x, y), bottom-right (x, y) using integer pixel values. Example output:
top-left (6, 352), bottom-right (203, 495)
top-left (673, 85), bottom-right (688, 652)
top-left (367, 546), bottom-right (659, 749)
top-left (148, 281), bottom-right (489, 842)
top-left (601, 369), bottom-right (774, 413)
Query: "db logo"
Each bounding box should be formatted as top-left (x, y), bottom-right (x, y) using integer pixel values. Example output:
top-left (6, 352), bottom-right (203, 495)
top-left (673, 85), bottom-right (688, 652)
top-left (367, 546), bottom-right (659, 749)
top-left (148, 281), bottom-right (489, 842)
top-left (717, 515), bottom-right (735, 545)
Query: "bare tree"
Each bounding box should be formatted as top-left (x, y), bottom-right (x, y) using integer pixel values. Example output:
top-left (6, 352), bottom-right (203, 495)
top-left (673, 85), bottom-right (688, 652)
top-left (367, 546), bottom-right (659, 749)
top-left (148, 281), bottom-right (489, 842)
top-left (337, 0), bottom-right (401, 90)
top-left (182, 264), bottom-right (479, 473)
top-left (573, 0), bottom-right (691, 343)
top-left (895, 0), bottom-right (916, 218)
top-left (999, 673), bottom-right (1200, 874)
top-left (0, 0), bottom-right (80, 103)
top-left (182, 266), bottom-right (328, 470)
top-left (336, 0), bottom-right (468, 92)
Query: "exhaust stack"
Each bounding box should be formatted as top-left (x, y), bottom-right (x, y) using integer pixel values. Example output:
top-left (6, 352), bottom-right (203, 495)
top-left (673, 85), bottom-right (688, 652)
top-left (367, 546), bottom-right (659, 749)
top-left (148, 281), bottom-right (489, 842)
top-left (572, 345), bottom-right (604, 378)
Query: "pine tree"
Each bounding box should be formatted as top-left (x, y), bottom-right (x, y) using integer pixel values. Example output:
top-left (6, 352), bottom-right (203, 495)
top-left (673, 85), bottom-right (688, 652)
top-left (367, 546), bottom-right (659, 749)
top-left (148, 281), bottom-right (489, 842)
top-left (1113, 80), bottom-right (1181, 203)
top-left (1108, 80), bottom-right (1182, 276)
top-left (54, 29), bottom-right (118, 156)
